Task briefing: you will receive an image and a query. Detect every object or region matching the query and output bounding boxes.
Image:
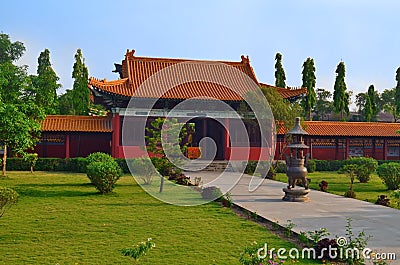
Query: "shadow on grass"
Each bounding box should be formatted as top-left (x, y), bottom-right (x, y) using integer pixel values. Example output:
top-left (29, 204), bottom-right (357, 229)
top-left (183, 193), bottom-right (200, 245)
top-left (14, 185), bottom-right (97, 198)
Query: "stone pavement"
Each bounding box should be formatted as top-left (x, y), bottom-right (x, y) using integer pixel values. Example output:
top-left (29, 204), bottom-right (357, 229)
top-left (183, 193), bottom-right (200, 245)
top-left (184, 171), bottom-right (400, 260)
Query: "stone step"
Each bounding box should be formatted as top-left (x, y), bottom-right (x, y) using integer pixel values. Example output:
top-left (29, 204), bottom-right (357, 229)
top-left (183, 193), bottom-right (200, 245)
top-left (184, 160), bottom-right (236, 172)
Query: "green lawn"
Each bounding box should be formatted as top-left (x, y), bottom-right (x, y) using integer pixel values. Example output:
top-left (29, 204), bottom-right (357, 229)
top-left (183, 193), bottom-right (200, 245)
top-left (276, 171), bottom-right (400, 208)
top-left (0, 172), bottom-right (320, 265)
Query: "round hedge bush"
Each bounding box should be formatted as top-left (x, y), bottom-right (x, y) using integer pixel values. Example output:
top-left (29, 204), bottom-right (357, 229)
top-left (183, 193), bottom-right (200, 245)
top-left (86, 160), bottom-right (122, 194)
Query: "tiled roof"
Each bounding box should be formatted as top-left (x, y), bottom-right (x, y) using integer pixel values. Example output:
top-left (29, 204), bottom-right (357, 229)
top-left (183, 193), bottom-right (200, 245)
top-left (305, 121), bottom-right (400, 137)
top-left (41, 115), bottom-right (112, 132)
top-left (89, 50), bottom-right (259, 101)
top-left (260, 83), bottom-right (307, 99)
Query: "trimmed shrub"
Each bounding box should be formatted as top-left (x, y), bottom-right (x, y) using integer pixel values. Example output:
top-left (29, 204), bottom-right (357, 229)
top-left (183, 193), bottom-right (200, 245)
top-left (201, 186), bottom-right (223, 201)
top-left (342, 157), bottom-right (378, 183)
top-left (375, 195), bottom-right (390, 207)
top-left (376, 162), bottom-right (400, 190)
top-left (86, 152), bottom-right (114, 166)
top-left (306, 159), bottom-right (316, 173)
top-left (86, 160), bottom-right (122, 194)
top-left (0, 187), bottom-right (18, 217)
top-left (319, 180), bottom-right (328, 192)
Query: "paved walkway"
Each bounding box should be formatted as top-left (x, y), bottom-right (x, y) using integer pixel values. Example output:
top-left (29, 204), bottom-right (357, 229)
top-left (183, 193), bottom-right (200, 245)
top-left (185, 171), bottom-right (400, 259)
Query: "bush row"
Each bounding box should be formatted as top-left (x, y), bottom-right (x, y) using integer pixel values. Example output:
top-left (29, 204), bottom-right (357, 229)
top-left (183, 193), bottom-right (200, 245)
top-left (5, 157), bottom-right (131, 174)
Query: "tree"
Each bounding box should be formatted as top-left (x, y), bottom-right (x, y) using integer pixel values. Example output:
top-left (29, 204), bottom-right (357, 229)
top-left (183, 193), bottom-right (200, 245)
top-left (381, 88), bottom-right (397, 121)
top-left (274, 53), bottom-right (286, 88)
top-left (364, 93), bottom-right (373, 122)
top-left (0, 33), bottom-right (45, 176)
top-left (58, 89), bottom-right (74, 114)
top-left (30, 49), bottom-right (61, 114)
top-left (71, 49), bottom-right (89, 115)
top-left (367, 85), bottom-right (377, 121)
top-left (260, 86), bottom-right (302, 132)
top-left (333, 61), bottom-right (349, 120)
top-left (314, 88), bottom-right (333, 120)
top-left (395, 67), bottom-right (400, 117)
top-left (301, 57), bottom-right (316, 120)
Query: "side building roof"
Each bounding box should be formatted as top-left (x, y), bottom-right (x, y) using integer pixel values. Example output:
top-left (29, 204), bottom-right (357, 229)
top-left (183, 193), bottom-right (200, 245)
top-left (41, 115), bottom-right (112, 133)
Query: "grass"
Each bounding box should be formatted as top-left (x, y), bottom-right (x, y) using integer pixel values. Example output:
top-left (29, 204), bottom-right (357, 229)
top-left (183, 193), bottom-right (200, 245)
top-left (0, 171), bottom-right (320, 265)
top-left (276, 171), bottom-right (400, 208)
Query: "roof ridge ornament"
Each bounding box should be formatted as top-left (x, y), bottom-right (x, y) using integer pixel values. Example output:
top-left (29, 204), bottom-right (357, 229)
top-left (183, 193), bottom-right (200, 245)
top-left (241, 55), bottom-right (250, 64)
top-left (126, 49), bottom-right (136, 58)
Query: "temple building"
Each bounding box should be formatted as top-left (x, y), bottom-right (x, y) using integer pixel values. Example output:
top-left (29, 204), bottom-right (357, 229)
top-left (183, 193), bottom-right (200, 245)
top-left (33, 50), bottom-right (400, 161)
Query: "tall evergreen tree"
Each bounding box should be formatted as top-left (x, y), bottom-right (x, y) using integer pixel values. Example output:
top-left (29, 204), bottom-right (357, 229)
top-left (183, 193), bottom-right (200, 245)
top-left (367, 84), bottom-right (377, 121)
top-left (333, 61), bottom-right (349, 120)
top-left (364, 93), bottom-right (372, 122)
top-left (31, 49), bottom-right (61, 114)
top-left (274, 53), bottom-right (286, 88)
top-left (71, 49), bottom-right (89, 115)
top-left (301, 57), bottom-right (316, 120)
top-left (395, 67), bottom-right (400, 116)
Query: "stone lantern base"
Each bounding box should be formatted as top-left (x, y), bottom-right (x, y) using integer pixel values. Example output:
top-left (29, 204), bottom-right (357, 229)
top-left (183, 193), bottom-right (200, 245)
top-left (282, 188), bottom-right (311, 202)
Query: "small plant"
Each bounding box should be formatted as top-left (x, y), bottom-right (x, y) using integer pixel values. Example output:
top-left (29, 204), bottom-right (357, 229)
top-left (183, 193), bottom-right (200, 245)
top-left (221, 192), bottom-right (233, 208)
top-left (343, 164), bottom-right (357, 198)
top-left (375, 195), bottom-right (390, 207)
top-left (283, 220), bottom-right (296, 237)
top-left (251, 211), bottom-right (258, 221)
top-left (314, 238), bottom-right (339, 261)
top-left (272, 220), bottom-right (280, 231)
top-left (307, 228), bottom-right (330, 244)
top-left (23, 153), bottom-right (38, 173)
top-left (239, 241), bottom-right (284, 265)
top-left (344, 190), bottom-right (356, 198)
top-left (376, 163), bottom-right (400, 190)
top-left (393, 189), bottom-right (400, 199)
top-left (131, 157), bottom-right (157, 185)
top-left (339, 217), bottom-right (371, 265)
top-left (201, 186), bottom-right (223, 201)
top-left (298, 231), bottom-right (310, 246)
top-left (121, 238), bottom-right (155, 263)
top-left (194, 176), bottom-right (202, 187)
top-left (0, 187), bottom-right (18, 217)
top-left (319, 180), bottom-right (328, 192)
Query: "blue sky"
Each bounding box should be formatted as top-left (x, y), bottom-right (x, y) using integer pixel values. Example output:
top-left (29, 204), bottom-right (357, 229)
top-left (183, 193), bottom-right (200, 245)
top-left (2, 0), bottom-right (399, 110)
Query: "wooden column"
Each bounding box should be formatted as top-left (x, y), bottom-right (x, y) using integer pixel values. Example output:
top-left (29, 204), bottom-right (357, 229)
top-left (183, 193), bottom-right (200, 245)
top-left (65, 134), bottom-right (70, 159)
top-left (111, 108), bottom-right (121, 158)
top-left (224, 118), bottom-right (230, 160)
top-left (345, 139), bottom-right (350, 159)
top-left (383, 139), bottom-right (388, 161)
top-left (335, 138), bottom-right (339, 160)
top-left (372, 139), bottom-right (376, 160)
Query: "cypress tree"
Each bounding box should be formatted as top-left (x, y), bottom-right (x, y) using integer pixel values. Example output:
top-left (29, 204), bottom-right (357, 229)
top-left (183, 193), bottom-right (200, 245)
top-left (333, 61), bottom-right (349, 120)
top-left (274, 53), bottom-right (286, 88)
top-left (301, 57), bottom-right (316, 120)
top-left (71, 49), bottom-right (89, 115)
